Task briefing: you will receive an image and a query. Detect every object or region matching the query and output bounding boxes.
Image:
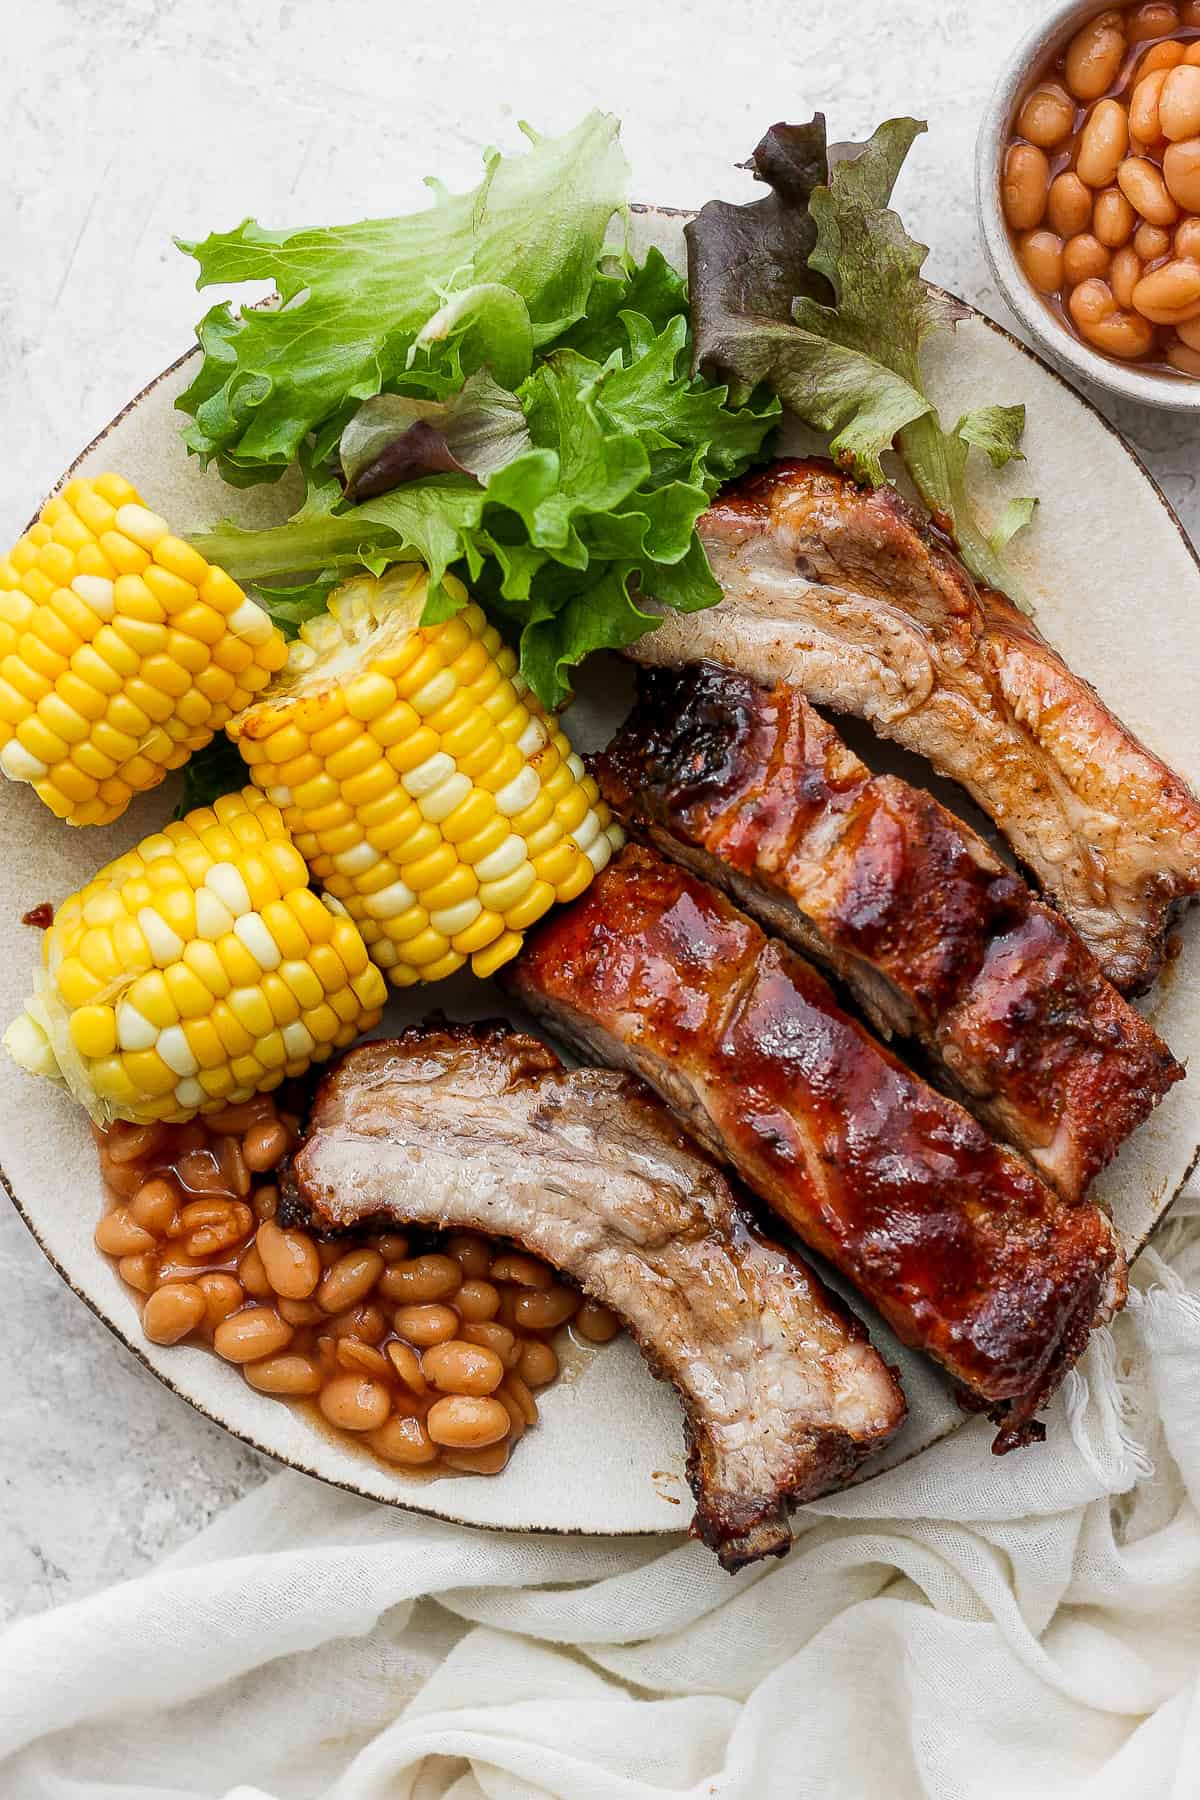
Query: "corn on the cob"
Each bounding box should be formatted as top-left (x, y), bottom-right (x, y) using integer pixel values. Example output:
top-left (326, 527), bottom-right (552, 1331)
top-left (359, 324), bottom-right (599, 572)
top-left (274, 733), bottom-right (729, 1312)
top-left (3, 788), bottom-right (387, 1123)
top-left (0, 473), bottom-right (288, 825)
top-left (228, 565), bottom-right (624, 986)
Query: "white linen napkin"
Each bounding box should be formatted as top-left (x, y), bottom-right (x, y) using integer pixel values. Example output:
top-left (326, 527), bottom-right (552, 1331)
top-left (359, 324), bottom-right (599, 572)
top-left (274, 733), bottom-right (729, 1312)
top-left (2, 1193), bottom-right (1198, 1800)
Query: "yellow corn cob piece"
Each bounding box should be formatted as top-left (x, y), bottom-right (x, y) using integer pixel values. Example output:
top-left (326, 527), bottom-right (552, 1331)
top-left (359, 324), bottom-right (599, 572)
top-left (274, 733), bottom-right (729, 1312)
top-left (228, 565), bottom-right (624, 986)
top-left (0, 474), bottom-right (288, 825)
top-left (2, 788), bottom-right (387, 1123)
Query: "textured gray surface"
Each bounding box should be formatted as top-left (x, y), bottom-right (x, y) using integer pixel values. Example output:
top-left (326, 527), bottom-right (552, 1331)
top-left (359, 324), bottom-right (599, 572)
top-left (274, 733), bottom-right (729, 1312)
top-left (2, 0), bottom-right (1197, 1623)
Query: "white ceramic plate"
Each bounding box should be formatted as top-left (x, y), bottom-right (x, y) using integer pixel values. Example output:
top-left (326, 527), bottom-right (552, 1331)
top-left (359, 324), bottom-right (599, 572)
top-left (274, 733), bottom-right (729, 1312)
top-left (2, 207), bottom-right (1198, 1540)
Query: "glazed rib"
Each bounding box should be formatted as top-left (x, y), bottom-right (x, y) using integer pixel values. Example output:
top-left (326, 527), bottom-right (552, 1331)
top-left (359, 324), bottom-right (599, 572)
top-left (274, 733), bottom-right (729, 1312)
top-left (508, 846), bottom-right (1126, 1449)
top-left (630, 458), bottom-right (1200, 994)
top-left (290, 1024), bottom-right (905, 1568)
top-left (596, 662), bottom-right (1182, 1203)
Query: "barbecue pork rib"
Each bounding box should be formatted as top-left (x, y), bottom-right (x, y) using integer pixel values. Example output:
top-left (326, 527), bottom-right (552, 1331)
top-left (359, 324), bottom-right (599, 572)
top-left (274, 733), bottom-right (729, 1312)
top-left (629, 458), bottom-right (1200, 995)
top-left (596, 662), bottom-right (1182, 1204)
top-left (290, 1024), bottom-right (905, 1568)
top-left (508, 846), bottom-right (1126, 1449)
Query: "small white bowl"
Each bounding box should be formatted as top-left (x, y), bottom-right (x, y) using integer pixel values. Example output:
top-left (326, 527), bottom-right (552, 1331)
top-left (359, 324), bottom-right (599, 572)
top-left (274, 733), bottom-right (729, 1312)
top-left (975, 0), bottom-right (1200, 414)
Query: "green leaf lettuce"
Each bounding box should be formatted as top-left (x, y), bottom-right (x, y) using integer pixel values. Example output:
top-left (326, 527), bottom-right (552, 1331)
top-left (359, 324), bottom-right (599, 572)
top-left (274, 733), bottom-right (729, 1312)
top-left (685, 115), bottom-right (1038, 599)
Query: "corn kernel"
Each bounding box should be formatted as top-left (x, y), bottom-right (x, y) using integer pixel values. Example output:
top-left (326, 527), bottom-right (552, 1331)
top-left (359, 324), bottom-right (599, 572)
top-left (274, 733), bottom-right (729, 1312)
top-left (471, 930), bottom-right (524, 979)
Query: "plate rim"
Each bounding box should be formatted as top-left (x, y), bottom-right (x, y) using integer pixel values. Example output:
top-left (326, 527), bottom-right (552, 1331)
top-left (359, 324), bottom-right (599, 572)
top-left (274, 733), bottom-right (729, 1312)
top-left (5, 207), bottom-right (1199, 1537)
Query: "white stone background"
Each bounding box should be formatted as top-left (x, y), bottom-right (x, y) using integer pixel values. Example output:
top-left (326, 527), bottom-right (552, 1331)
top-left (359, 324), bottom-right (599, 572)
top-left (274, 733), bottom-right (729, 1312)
top-left (1, 0), bottom-right (1197, 1623)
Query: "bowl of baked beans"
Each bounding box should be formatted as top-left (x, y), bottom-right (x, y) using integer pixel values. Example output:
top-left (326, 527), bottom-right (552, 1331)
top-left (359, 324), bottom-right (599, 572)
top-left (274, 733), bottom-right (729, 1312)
top-left (977, 0), bottom-right (1200, 409)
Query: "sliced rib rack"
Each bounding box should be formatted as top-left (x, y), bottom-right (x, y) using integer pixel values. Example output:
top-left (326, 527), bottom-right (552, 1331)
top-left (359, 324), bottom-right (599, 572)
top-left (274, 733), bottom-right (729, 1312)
top-left (508, 845), bottom-right (1126, 1450)
top-left (596, 661), bottom-right (1181, 1203)
top-left (290, 1024), bottom-right (905, 1568)
top-left (630, 458), bottom-right (1200, 995)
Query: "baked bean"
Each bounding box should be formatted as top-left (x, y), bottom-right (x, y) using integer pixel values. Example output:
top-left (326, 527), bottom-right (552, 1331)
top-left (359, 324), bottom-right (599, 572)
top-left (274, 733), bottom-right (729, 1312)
top-left (105, 1122), bottom-right (168, 1165)
top-left (519, 1338), bottom-right (559, 1388)
top-left (426, 1394), bottom-right (510, 1448)
top-left (252, 1183), bottom-right (279, 1223)
top-left (1048, 172), bottom-right (1094, 236)
top-left (98, 1156), bottom-right (147, 1199)
top-left (1019, 228), bottom-right (1065, 292)
top-left (454, 1278), bottom-right (500, 1323)
top-left (385, 1339), bottom-right (428, 1395)
top-left (130, 1177), bottom-right (178, 1237)
top-left (489, 1252), bottom-right (553, 1290)
top-left (379, 1254), bottom-right (461, 1304)
top-left (1164, 137), bottom-right (1200, 209)
top-left (216, 1135), bottom-right (251, 1198)
top-left (318, 1374), bottom-right (391, 1432)
top-left (1069, 278), bottom-right (1157, 354)
top-left (238, 1242), bottom-right (273, 1298)
top-left (1112, 244), bottom-right (1144, 307)
top-left (156, 1250), bottom-right (209, 1285)
top-left (329, 1302), bottom-right (389, 1344)
top-left (1160, 65), bottom-right (1200, 139)
top-left (370, 1233), bottom-right (410, 1262)
top-left (445, 1233), bottom-right (491, 1279)
top-left (317, 1239), bottom-right (343, 1268)
top-left (422, 1339), bottom-right (505, 1396)
top-left (1176, 312), bottom-right (1200, 345)
top-left (368, 1414), bottom-right (438, 1465)
top-left (1065, 11), bottom-right (1127, 101)
top-left (1018, 81), bottom-right (1076, 147)
top-left (1135, 220), bottom-right (1173, 258)
top-left (243, 1117), bottom-right (291, 1172)
top-left (575, 1300), bottom-right (620, 1344)
top-left (497, 1386), bottom-right (527, 1443)
top-left (512, 1286), bottom-right (579, 1333)
top-left (315, 1333), bottom-right (339, 1373)
top-left (1127, 0), bottom-right (1180, 38)
top-left (1063, 231), bottom-right (1112, 283)
top-left (393, 1302), bottom-right (459, 1346)
top-left (442, 1442), bottom-right (510, 1475)
top-left (175, 1148), bottom-right (227, 1194)
top-left (277, 1295), bottom-right (325, 1325)
top-left (1094, 186), bottom-right (1137, 245)
top-left (178, 1196), bottom-right (241, 1232)
top-left (1130, 68), bottom-right (1169, 142)
top-left (117, 1251), bottom-right (158, 1294)
top-left (1118, 155), bottom-right (1181, 223)
top-left (1132, 256), bottom-right (1200, 318)
top-left (205, 1098), bottom-right (273, 1135)
top-left (1078, 100), bottom-right (1130, 187)
top-left (95, 1207), bottom-right (156, 1257)
top-left (503, 1372), bottom-right (539, 1427)
top-left (256, 1219), bottom-right (321, 1300)
top-left (1185, 0), bottom-right (1200, 22)
top-left (183, 1200), bottom-right (254, 1260)
top-left (197, 1272), bottom-right (245, 1328)
top-left (1002, 143), bottom-right (1050, 229)
top-left (245, 1352), bottom-right (323, 1395)
top-left (213, 1305), bottom-right (293, 1364)
top-left (336, 1338), bottom-right (393, 1380)
top-left (461, 1320), bottom-right (521, 1368)
top-left (1138, 39), bottom-right (1186, 78)
top-left (1177, 216), bottom-right (1200, 257)
top-left (1190, 38), bottom-right (1200, 62)
top-left (142, 1281), bottom-right (206, 1344)
top-left (316, 1247), bottom-right (384, 1313)
top-left (1167, 335), bottom-right (1200, 368)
